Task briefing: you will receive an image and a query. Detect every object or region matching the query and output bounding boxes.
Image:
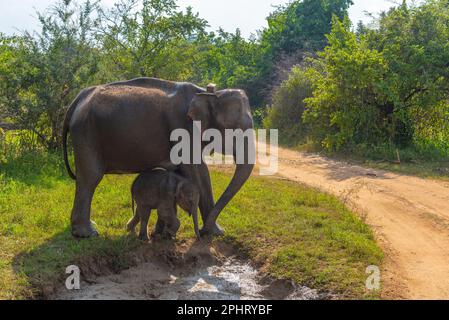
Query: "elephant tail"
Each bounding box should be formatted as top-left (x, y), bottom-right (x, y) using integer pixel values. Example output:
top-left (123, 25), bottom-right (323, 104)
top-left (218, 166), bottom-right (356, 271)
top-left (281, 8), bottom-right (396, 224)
top-left (62, 119), bottom-right (76, 181)
top-left (62, 87), bottom-right (96, 181)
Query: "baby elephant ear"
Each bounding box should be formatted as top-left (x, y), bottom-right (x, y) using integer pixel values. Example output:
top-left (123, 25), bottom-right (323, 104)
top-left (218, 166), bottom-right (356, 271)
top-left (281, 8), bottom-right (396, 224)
top-left (207, 83), bottom-right (216, 94)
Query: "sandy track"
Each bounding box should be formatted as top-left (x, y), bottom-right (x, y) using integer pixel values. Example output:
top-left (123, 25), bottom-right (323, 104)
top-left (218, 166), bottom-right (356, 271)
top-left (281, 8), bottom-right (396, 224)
top-left (272, 146), bottom-right (449, 299)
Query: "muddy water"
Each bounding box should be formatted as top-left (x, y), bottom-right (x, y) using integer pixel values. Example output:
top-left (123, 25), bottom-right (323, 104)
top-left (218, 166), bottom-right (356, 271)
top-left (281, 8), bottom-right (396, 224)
top-left (54, 257), bottom-right (326, 300)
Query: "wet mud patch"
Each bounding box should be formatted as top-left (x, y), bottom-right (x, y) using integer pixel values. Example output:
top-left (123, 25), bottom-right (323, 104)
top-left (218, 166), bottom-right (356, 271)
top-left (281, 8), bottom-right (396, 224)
top-left (53, 241), bottom-right (334, 300)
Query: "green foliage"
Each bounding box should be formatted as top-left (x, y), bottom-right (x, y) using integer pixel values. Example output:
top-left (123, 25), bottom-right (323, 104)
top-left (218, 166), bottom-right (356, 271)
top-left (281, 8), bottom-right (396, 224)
top-left (304, 16), bottom-right (388, 151)
top-left (99, 0), bottom-right (208, 80)
top-left (368, 0), bottom-right (449, 150)
top-left (251, 0), bottom-right (353, 105)
top-left (0, 36), bottom-right (38, 135)
top-left (271, 0), bottom-right (449, 160)
top-left (0, 0), bottom-right (101, 150)
top-left (262, 0), bottom-right (354, 55)
top-left (264, 66), bottom-right (312, 145)
top-left (196, 29), bottom-right (263, 102)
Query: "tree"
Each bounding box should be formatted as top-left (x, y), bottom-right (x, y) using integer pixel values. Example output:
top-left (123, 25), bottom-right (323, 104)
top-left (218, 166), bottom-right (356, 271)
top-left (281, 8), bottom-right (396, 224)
top-left (366, 0), bottom-right (449, 146)
top-left (303, 16), bottom-right (387, 151)
top-left (0, 35), bottom-right (37, 134)
top-left (0, 0), bottom-right (101, 150)
top-left (201, 29), bottom-right (262, 97)
top-left (98, 0), bottom-right (208, 80)
top-left (262, 0), bottom-right (354, 55)
top-left (248, 0), bottom-right (354, 106)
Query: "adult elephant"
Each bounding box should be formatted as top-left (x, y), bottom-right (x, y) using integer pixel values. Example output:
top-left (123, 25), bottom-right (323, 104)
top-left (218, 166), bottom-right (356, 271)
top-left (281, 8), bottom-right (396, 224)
top-left (62, 78), bottom-right (255, 238)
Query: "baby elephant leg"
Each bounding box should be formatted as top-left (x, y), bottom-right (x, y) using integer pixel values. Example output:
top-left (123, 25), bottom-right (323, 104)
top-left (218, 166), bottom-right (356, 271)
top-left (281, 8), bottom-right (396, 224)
top-left (165, 213), bottom-right (181, 239)
top-left (156, 205), bottom-right (180, 240)
top-left (152, 215), bottom-right (166, 238)
top-left (137, 206), bottom-right (151, 241)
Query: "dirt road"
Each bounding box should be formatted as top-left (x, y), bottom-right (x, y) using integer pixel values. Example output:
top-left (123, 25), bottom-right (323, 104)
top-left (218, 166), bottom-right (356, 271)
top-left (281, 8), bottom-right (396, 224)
top-left (272, 146), bottom-right (449, 299)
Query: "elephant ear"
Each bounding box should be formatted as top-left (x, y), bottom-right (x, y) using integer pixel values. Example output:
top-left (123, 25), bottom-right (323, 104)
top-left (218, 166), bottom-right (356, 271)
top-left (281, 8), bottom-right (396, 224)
top-left (187, 85), bottom-right (219, 129)
top-left (213, 91), bottom-right (247, 130)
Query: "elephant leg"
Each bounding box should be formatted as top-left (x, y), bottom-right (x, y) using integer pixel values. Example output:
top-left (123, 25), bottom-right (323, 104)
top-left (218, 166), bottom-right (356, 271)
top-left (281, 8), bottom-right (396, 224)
top-left (71, 172), bottom-right (103, 238)
top-left (138, 206), bottom-right (151, 241)
top-left (71, 147), bottom-right (104, 238)
top-left (154, 204), bottom-right (179, 240)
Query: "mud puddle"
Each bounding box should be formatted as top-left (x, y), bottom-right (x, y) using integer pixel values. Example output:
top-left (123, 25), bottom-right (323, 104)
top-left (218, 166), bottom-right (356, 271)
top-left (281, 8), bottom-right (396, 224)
top-left (53, 245), bottom-right (329, 300)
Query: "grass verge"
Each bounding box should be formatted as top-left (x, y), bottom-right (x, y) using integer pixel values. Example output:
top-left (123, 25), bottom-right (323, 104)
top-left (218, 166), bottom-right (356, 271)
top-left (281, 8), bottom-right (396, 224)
top-left (0, 150), bottom-right (382, 299)
top-left (293, 142), bottom-right (449, 180)
top-left (361, 160), bottom-right (449, 180)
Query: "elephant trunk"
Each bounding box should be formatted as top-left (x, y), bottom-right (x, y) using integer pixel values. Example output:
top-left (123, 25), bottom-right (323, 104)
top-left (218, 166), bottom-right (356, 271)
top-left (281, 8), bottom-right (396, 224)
top-left (203, 113), bottom-right (256, 233)
top-left (204, 162), bottom-right (254, 230)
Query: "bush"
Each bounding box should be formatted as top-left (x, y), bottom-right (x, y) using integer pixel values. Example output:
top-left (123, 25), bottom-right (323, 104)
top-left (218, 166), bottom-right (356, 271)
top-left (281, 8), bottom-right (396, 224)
top-left (264, 67), bottom-right (312, 145)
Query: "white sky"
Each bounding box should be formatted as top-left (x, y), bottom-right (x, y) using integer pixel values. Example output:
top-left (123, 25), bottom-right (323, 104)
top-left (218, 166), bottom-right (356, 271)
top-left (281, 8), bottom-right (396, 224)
top-left (0, 0), bottom-right (402, 37)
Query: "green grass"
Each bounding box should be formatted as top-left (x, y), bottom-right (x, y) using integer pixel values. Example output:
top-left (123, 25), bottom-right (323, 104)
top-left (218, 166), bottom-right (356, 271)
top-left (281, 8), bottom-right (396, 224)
top-left (328, 151), bottom-right (449, 180)
top-left (0, 147), bottom-right (382, 299)
top-left (361, 160), bottom-right (449, 180)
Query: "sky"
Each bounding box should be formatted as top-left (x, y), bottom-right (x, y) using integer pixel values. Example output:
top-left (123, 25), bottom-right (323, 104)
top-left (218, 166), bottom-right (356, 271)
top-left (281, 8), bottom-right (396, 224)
top-left (0, 0), bottom-right (401, 37)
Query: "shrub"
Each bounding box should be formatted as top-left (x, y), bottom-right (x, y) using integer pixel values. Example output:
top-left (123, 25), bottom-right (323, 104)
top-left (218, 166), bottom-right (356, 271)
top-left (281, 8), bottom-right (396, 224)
top-left (264, 66), bottom-right (312, 145)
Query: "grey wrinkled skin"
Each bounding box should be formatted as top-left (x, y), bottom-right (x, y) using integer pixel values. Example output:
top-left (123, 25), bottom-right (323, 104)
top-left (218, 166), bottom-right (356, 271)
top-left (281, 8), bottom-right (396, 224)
top-left (127, 170), bottom-right (201, 241)
top-left (63, 77), bottom-right (255, 239)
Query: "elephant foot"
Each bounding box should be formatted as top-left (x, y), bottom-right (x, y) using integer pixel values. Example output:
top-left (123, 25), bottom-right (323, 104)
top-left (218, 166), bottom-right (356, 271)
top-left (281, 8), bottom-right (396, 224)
top-left (200, 222), bottom-right (225, 237)
top-left (151, 230), bottom-right (164, 241)
top-left (151, 230), bottom-right (175, 241)
top-left (72, 221), bottom-right (99, 238)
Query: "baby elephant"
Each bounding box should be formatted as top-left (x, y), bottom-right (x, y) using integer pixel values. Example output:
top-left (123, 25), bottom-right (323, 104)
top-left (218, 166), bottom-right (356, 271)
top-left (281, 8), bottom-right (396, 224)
top-left (127, 169), bottom-right (200, 241)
